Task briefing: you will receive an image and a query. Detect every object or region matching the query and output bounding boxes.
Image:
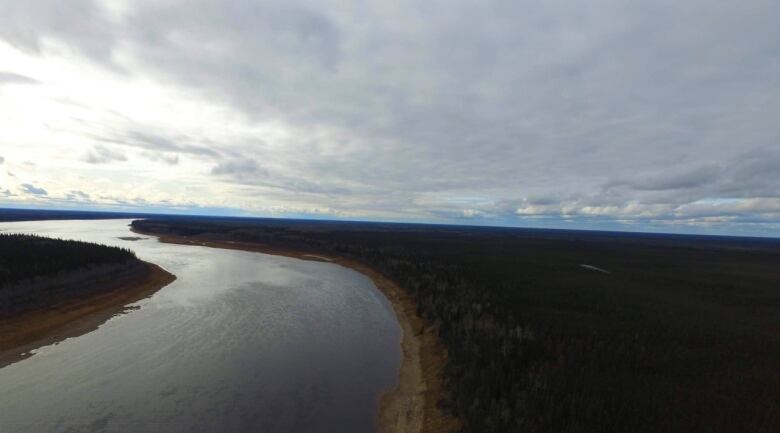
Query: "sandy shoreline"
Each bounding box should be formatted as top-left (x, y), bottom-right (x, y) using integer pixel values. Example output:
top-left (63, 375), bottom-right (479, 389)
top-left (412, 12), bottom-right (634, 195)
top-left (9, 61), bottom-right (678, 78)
top-left (132, 228), bottom-right (458, 433)
top-left (0, 262), bottom-right (175, 367)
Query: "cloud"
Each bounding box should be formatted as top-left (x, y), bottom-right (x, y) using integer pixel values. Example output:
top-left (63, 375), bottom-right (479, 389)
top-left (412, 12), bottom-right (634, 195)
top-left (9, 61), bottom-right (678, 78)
top-left (120, 1), bottom-right (780, 200)
top-left (20, 183), bottom-right (47, 196)
top-left (65, 190), bottom-right (91, 200)
top-left (1, 1), bottom-right (779, 235)
top-left (0, 156), bottom-right (4, 164)
top-left (603, 149), bottom-right (780, 202)
top-left (0, 72), bottom-right (39, 85)
top-left (96, 129), bottom-right (220, 158)
top-left (83, 145), bottom-right (127, 164)
top-left (211, 159), bottom-right (270, 184)
top-left (0, 0), bottom-right (116, 62)
top-left (614, 166), bottom-right (720, 191)
top-left (718, 148), bottom-right (780, 198)
top-left (124, 130), bottom-right (218, 157)
top-left (142, 152), bottom-right (179, 165)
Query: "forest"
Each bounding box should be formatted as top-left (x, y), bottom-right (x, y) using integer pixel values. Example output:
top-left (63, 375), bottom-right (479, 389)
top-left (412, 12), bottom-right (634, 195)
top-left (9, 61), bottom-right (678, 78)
top-left (0, 208), bottom-right (147, 222)
top-left (132, 217), bottom-right (780, 433)
top-left (0, 234), bottom-right (140, 316)
top-left (0, 234), bottom-right (137, 287)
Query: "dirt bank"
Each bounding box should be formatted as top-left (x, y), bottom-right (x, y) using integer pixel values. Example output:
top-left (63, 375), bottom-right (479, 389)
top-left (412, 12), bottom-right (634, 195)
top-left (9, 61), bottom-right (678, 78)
top-left (131, 228), bottom-right (459, 433)
top-left (0, 262), bottom-right (175, 367)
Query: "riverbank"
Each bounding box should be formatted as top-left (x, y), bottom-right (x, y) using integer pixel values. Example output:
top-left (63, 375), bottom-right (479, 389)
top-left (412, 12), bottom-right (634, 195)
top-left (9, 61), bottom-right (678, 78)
top-left (131, 228), bottom-right (458, 433)
top-left (0, 262), bottom-right (175, 367)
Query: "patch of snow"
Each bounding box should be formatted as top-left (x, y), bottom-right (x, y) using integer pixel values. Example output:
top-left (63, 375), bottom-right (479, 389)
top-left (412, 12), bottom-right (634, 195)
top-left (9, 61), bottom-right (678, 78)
top-left (580, 264), bottom-right (610, 274)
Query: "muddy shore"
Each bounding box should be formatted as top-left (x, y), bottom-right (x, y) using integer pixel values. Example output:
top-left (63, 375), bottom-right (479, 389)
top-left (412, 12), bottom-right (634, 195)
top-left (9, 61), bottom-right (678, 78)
top-left (0, 262), bottom-right (175, 367)
top-left (131, 228), bottom-right (458, 433)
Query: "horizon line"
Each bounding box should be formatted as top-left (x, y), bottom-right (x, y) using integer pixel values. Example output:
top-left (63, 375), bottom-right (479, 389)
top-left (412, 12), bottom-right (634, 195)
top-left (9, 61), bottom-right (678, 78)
top-left (1, 206), bottom-right (779, 241)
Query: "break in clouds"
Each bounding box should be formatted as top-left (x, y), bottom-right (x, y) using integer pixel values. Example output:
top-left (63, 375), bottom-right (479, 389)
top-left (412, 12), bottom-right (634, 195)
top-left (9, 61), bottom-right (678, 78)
top-left (0, 0), bottom-right (779, 235)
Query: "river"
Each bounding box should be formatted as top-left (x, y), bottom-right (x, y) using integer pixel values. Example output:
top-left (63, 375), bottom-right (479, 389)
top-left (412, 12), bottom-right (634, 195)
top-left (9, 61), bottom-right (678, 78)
top-left (0, 219), bottom-right (401, 433)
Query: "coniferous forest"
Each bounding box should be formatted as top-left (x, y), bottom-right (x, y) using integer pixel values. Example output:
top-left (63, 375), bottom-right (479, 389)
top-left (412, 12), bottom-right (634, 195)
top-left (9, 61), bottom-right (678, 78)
top-left (133, 217), bottom-right (780, 433)
top-left (0, 234), bottom-right (140, 316)
top-left (0, 234), bottom-right (137, 287)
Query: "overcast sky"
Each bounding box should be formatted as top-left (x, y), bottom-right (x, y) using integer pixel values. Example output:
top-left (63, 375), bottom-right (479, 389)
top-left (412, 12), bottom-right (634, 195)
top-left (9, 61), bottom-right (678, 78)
top-left (1, 1), bottom-right (779, 236)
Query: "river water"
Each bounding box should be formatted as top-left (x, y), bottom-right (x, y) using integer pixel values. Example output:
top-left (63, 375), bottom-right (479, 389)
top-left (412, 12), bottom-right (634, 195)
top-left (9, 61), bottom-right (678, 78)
top-left (0, 219), bottom-right (401, 433)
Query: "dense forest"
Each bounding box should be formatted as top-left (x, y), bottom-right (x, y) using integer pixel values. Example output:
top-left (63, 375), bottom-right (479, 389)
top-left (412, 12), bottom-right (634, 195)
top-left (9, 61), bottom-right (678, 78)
top-left (0, 234), bottom-right (137, 288)
top-left (0, 208), bottom-right (148, 222)
top-left (133, 217), bottom-right (780, 433)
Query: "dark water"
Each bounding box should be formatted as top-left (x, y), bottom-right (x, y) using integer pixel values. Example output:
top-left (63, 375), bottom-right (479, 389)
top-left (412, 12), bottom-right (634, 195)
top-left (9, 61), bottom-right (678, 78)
top-left (0, 220), bottom-right (400, 433)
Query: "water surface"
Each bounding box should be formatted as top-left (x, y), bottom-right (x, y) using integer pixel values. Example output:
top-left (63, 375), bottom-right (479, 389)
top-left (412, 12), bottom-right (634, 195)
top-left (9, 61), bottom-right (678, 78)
top-left (0, 219), bottom-right (400, 433)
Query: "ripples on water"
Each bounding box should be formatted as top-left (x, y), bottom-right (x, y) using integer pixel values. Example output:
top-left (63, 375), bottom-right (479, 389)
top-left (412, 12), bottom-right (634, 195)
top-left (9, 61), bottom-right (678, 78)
top-left (0, 220), bottom-right (401, 433)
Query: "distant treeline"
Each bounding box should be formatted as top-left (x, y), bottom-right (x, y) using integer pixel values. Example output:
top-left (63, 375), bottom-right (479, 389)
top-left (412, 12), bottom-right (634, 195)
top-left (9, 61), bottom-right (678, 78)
top-left (0, 208), bottom-right (148, 222)
top-left (132, 218), bottom-right (780, 433)
top-left (0, 234), bottom-right (137, 287)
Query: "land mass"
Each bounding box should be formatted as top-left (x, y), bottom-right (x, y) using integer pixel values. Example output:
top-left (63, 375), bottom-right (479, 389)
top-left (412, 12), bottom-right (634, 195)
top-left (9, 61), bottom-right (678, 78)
top-left (132, 217), bottom-right (780, 433)
top-left (130, 226), bottom-right (456, 433)
top-left (0, 234), bottom-right (175, 367)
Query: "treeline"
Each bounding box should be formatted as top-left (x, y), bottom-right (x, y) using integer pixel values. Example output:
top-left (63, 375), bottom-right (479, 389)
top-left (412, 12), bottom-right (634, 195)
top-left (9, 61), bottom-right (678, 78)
top-left (132, 218), bottom-right (780, 433)
top-left (0, 208), bottom-right (147, 222)
top-left (0, 234), bottom-right (137, 288)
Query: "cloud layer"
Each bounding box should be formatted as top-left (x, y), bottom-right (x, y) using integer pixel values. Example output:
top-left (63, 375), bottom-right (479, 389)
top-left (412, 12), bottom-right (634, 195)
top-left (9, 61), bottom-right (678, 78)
top-left (0, 0), bottom-right (779, 236)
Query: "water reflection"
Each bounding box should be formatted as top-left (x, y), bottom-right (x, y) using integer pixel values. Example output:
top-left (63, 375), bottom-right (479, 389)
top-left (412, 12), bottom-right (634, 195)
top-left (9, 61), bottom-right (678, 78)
top-left (0, 219), bottom-right (400, 433)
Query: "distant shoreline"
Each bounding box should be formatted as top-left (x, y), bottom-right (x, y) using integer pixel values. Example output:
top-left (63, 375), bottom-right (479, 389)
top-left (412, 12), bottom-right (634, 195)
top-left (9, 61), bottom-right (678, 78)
top-left (0, 262), bottom-right (175, 367)
top-left (131, 227), bottom-right (454, 433)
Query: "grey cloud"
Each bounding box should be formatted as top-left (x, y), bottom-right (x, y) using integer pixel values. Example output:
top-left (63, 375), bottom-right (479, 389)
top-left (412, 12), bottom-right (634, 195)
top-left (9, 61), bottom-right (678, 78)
top-left (142, 152), bottom-right (180, 165)
top-left (0, 0), bottom-right (116, 62)
top-left (21, 183), bottom-right (47, 196)
top-left (84, 145), bottom-right (127, 164)
top-left (212, 159), bottom-right (266, 177)
top-left (117, 1), bottom-right (780, 201)
top-left (525, 195), bottom-right (563, 206)
top-left (605, 149), bottom-right (780, 201)
top-left (211, 159), bottom-right (278, 185)
top-left (4, 1), bottom-right (780, 231)
top-left (0, 72), bottom-right (39, 85)
top-left (0, 156), bottom-right (4, 164)
top-left (211, 153), bottom-right (355, 196)
top-left (66, 190), bottom-right (91, 200)
top-left (718, 149), bottom-right (780, 198)
top-left (96, 129), bottom-right (220, 158)
top-left (271, 178), bottom-right (352, 196)
top-left (125, 131), bottom-right (218, 157)
top-left (609, 165), bottom-right (721, 192)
